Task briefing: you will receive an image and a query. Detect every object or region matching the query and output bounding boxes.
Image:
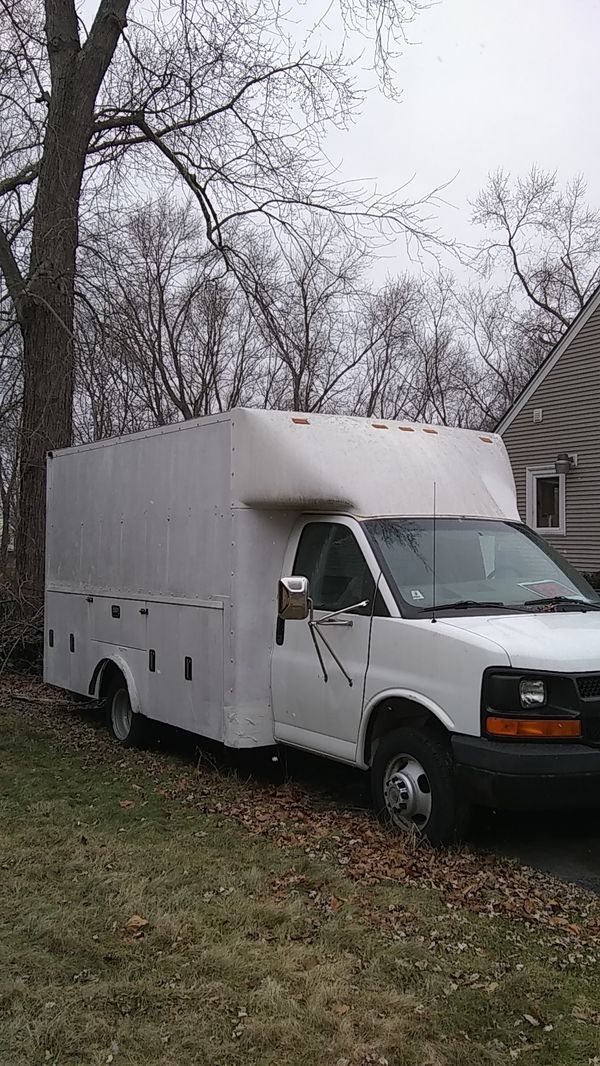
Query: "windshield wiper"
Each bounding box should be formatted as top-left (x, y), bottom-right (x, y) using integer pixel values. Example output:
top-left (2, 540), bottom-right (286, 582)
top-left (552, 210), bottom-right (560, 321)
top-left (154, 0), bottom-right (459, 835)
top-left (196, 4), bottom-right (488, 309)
top-left (420, 600), bottom-right (529, 613)
top-left (521, 595), bottom-right (600, 611)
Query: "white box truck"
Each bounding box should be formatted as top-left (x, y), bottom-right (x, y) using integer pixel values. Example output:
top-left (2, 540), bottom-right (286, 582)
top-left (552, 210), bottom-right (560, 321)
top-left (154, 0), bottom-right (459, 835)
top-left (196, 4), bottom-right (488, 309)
top-left (45, 409), bottom-right (600, 842)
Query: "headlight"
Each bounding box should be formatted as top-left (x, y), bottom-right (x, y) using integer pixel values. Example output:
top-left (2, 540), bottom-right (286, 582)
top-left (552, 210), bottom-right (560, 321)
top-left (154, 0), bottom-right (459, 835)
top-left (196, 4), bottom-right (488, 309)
top-left (519, 679), bottom-right (546, 709)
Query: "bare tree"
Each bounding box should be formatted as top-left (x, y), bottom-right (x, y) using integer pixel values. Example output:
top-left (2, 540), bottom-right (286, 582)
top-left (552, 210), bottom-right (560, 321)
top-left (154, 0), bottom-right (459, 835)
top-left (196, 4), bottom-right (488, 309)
top-left (351, 276), bottom-right (418, 417)
top-left (77, 200), bottom-right (265, 429)
top-left (455, 285), bottom-right (543, 428)
top-left (0, 322), bottom-right (20, 568)
top-left (0, 0), bottom-right (434, 595)
top-left (246, 219), bottom-right (376, 412)
top-left (352, 272), bottom-right (472, 425)
top-left (77, 204), bottom-right (468, 435)
top-left (74, 310), bottom-right (152, 442)
top-left (473, 168), bottom-right (600, 346)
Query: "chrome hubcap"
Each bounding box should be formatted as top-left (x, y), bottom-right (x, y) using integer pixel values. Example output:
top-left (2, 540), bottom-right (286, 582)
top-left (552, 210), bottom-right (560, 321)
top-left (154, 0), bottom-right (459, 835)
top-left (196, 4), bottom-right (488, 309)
top-left (383, 753), bottom-right (432, 831)
top-left (111, 688), bottom-right (132, 741)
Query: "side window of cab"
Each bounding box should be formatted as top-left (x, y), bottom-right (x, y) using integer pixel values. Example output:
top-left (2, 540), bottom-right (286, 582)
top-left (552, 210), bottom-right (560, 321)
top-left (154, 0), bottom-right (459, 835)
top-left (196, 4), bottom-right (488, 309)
top-left (293, 522), bottom-right (387, 617)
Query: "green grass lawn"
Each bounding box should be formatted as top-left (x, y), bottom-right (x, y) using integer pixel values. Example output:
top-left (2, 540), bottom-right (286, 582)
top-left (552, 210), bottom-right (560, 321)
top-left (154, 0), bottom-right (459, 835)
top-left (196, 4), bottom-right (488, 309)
top-left (2, 691), bottom-right (600, 1065)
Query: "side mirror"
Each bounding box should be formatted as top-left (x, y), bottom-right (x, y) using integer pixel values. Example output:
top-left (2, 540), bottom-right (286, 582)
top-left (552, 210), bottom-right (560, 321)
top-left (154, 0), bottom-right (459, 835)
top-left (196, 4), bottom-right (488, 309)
top-left (278, 576), bottom-right (310, 620)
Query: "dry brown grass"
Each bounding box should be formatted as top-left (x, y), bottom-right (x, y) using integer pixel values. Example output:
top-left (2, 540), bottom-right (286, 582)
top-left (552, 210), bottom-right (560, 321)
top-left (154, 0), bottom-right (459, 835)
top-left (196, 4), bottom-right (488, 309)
top-left (2, 687), bottom-right (600, 1065)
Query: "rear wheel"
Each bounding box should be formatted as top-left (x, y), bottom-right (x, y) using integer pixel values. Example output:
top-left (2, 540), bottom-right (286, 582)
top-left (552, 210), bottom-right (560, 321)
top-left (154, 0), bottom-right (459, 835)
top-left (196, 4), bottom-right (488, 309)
top-left (106, 676), bottom-right (146, 748)
top-left (371, 726), bottom-right (470, 845)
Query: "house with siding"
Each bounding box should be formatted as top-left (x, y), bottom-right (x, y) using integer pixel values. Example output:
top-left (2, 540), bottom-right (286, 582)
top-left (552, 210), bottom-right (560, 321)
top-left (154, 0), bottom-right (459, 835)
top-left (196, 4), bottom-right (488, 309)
top-left (497, 285), bottom-right (600, 580)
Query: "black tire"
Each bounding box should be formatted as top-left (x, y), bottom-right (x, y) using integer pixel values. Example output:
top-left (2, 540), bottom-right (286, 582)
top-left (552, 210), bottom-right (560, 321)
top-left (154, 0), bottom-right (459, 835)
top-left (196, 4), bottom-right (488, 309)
top-left (371, 726), bottom-right (470, 846)
top-left (106, 675), bottom-right (146, 748)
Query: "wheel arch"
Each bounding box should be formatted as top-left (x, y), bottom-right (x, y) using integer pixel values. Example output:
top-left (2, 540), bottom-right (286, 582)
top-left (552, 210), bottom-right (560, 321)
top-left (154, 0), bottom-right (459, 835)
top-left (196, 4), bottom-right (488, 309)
top-left (359, 689), bottom-right (454, 768)
top-left (88, 655), bottom-right (143, 715)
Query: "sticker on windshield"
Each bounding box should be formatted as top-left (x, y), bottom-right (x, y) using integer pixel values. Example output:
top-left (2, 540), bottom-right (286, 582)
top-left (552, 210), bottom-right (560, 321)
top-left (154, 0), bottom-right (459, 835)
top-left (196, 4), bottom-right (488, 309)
top-left (410, 589), bottom-right (425, 601)
top-left (518, 580), bottom-right (576, 598)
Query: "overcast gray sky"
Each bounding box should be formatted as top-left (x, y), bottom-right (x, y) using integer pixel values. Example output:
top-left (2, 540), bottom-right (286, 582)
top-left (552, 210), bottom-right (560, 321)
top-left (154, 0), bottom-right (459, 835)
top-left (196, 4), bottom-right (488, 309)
top-left (326, 0), bottom-right (599, 270)
top-left (80, 0), bottom-right (599, 273)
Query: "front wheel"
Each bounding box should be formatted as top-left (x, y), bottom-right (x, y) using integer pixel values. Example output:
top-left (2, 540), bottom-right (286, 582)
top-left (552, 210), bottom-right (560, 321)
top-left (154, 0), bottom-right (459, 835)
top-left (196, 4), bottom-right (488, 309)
top-left (106, 678), bottom-right (146, 748)
top-left (371, 727), bottom-right (470, 845)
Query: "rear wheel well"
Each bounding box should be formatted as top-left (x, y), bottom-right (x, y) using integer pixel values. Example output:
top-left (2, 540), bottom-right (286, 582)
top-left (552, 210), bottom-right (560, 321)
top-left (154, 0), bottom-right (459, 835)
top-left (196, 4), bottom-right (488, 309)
top-left (92, 660), bottom-right (125, 701)
top-left (363, 698), bottom-right (449, 766)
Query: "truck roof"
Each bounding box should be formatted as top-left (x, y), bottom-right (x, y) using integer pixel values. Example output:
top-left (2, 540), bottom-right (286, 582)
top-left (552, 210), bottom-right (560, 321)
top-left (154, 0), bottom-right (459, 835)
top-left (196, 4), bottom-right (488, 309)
top-left (50, 408), bottom-right (518, 521)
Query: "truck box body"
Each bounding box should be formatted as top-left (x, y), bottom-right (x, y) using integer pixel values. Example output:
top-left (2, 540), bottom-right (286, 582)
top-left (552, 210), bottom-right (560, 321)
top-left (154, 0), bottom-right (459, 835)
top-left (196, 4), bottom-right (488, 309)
top-left (46, 414), bottom-right (287, 745)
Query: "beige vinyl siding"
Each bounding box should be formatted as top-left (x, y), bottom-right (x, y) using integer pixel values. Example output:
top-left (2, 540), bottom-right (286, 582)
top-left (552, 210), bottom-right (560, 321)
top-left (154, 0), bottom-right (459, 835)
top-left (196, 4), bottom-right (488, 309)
top-left (501, 302), bottom-right (600, 574)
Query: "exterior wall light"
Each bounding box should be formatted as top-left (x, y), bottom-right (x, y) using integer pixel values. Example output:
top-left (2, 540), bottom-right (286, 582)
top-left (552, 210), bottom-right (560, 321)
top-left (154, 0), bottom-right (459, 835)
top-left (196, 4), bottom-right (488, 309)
top-left (555, 452), bottom-right (574, 475)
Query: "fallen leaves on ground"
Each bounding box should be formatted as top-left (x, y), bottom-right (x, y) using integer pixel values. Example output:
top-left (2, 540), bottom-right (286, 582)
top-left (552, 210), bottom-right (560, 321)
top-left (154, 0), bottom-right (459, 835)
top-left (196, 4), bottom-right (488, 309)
top-left (573, 1006), bottom-right (600, 1025)
top-left (2, 669), bottom-right (600, 948)
top-left (123, 914), bottom-right (149, 939)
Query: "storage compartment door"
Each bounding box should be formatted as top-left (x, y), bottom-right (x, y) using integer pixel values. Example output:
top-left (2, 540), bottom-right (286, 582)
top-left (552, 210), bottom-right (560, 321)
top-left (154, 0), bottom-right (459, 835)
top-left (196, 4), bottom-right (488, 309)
top-left (144, 602), bottom-right (224, 738)
top-left (90, 596), bottom-right (148, 650)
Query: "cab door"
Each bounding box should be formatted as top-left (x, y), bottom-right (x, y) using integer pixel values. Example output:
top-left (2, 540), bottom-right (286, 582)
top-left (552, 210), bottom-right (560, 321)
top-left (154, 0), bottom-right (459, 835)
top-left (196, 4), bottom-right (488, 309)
top-left (271, 518), bottom-right (384, 762)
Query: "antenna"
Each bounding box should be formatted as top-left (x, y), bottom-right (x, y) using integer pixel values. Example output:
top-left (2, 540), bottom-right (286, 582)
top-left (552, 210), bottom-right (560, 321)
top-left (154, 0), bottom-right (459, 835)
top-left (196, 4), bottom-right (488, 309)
top-left (432, 481), bottom-right (437, 624)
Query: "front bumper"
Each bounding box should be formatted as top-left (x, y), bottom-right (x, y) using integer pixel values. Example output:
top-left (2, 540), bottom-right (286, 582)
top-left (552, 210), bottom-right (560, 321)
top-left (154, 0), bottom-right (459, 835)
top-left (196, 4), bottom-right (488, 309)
top-left (452, 733), bottom-right (600, 809)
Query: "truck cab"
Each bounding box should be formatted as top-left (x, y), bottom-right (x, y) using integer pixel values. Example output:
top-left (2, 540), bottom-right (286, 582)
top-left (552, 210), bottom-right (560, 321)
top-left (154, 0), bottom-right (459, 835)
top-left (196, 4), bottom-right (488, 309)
top-left (272, 512), bottom-right (600, 843)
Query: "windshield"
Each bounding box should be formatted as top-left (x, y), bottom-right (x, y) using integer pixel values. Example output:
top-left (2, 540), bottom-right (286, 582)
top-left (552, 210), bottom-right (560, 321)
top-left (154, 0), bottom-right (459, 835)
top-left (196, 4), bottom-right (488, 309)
top-left (365, 518), bottom-right (600, 614)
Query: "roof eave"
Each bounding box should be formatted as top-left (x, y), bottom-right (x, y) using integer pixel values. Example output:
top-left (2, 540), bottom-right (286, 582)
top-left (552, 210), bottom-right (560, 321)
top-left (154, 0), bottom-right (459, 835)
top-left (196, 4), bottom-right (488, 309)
top-left (496, 281), bottom-right (600, 435)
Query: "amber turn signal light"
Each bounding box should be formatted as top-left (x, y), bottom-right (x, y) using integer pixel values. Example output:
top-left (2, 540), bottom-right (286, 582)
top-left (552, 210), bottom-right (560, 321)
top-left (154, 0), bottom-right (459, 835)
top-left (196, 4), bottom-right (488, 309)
top-left (486, 716), bottom-right (581, 739)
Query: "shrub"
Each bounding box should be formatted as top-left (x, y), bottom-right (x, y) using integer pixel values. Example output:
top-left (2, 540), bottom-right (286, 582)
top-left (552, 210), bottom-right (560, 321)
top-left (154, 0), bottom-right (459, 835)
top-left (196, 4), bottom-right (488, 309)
top-left (0, 580), bottom-right (44, 673)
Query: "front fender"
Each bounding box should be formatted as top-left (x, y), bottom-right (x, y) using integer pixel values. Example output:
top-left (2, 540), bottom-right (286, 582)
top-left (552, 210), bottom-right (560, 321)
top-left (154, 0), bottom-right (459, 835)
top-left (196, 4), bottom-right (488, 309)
top-left (357, 688), bottom-right (455, 769)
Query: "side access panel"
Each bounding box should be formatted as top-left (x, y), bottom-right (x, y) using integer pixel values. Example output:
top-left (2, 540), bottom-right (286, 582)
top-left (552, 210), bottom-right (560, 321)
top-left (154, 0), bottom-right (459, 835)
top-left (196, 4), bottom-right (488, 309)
top-left (144, 600), bottom-right (225, 738)
top-left (89, 595), bottom-right (149, 649)
top-left (44, 591), bottom-right (91, 693)
top-left (44, 590), bottom-right (151, 706)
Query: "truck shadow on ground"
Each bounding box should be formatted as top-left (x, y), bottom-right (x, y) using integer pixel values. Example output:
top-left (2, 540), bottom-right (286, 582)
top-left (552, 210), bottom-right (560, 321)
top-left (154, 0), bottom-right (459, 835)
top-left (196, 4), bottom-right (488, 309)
top-left (143, 715), bottom-right (600, 895)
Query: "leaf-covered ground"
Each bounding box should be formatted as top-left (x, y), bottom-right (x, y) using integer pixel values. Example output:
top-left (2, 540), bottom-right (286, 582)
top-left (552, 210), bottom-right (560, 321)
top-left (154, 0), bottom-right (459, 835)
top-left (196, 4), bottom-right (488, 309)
top-left (2, 671), bottom-right (600, 1065)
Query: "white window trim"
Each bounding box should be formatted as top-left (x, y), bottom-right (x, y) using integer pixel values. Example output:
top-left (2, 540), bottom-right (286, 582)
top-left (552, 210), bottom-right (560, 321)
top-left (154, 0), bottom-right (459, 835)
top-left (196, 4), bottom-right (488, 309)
top-left (526, 464), bottom-right (566, 537)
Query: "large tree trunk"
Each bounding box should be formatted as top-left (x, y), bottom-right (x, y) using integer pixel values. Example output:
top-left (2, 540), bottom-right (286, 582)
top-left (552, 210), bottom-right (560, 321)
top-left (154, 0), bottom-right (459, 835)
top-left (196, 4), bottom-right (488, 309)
top-left (15, 0), bottom-right (130, 597)
top-left (0, 454), bottom-right (18, 571)
top-left (0, 484), bottom-right (11, 570)
top-left (18, 296), bottom-right (76, 593)
top-left (16, 120), bottom-right (84, 595)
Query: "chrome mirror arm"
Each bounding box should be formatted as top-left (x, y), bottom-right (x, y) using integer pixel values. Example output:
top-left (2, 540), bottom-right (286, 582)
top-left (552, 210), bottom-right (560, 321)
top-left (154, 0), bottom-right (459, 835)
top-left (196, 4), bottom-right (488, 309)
top-left (315, 600), bottom-right (368, 626)
top-left (307, 597), bottom-right (354, 687)
top-left (308, 618), bottom-right (329, 683)
top-left (310, 623), bottom-right (354, 686)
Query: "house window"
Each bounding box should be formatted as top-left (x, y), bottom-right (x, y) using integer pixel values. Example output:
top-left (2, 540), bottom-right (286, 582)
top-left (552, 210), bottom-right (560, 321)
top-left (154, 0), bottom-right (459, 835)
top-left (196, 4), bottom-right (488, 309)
top-left (526, 466), bottom-right (566, 536)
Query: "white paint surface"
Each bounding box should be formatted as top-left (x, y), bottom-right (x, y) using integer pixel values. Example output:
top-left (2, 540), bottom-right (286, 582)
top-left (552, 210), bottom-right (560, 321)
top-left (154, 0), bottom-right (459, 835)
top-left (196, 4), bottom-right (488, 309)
top-left (231, 409), bottom-right (519, 520)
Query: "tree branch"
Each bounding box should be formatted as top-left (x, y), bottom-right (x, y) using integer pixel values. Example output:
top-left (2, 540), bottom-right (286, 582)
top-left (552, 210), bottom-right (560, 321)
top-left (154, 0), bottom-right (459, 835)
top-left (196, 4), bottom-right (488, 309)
top-left (0, 164), bottom-right (40, 199)
top-left (44, 0), bottom-right (80, 78)
top-left (0, 224), bottom-right (26, 324)
top-left (77, 0), bottom-right (131, 103)
top-left (131, 116), bottom-right (220, 247)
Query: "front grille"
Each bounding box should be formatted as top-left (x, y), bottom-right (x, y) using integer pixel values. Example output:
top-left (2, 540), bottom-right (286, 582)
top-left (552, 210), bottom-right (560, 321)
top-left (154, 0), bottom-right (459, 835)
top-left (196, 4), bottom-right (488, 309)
top-left (585, 718), bottom-right (600, 743)
top-left (577, 676), bottom-right (600, 700)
